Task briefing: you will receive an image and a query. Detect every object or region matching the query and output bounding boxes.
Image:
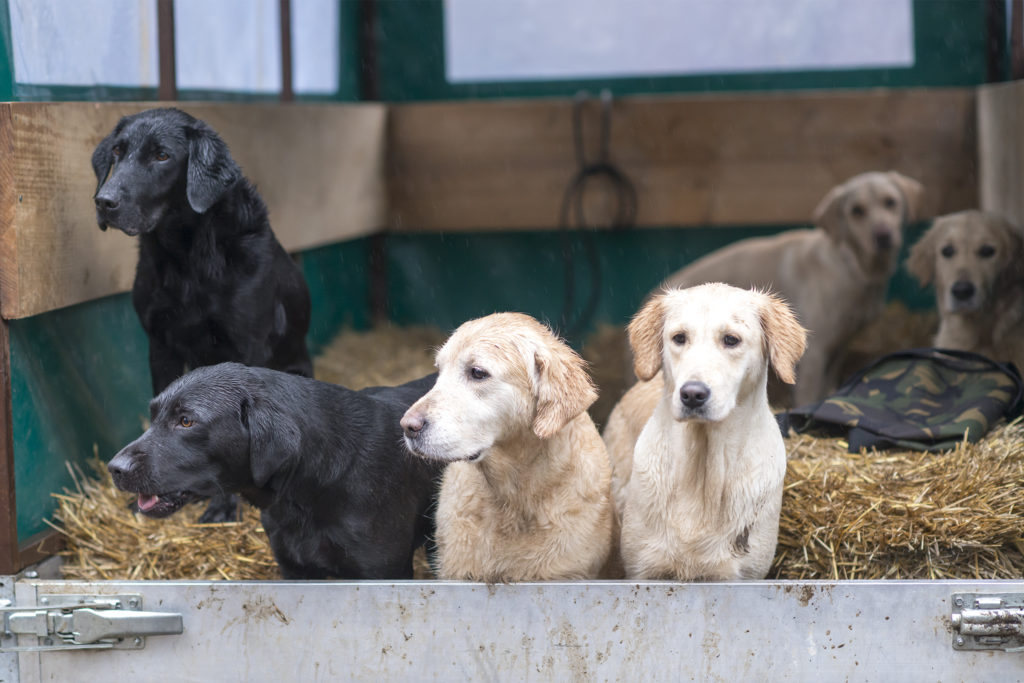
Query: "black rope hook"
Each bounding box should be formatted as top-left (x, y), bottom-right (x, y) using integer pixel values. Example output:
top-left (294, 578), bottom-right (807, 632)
top-left (558, 89), bottom-right (638, 342)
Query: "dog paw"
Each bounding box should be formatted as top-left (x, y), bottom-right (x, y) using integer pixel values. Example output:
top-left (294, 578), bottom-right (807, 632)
top-left (197, 493), bottom-right (239, 523)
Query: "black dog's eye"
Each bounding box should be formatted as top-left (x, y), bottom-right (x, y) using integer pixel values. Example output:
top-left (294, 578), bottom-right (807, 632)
top-left (672, 333), bottom-right (687, 346)
top-left (940, 244), bottom-right (955, 259)
top-left (850, 205), bottom-right (866, 219)
top-left (723, 334), bottom-right (741, 348)
top-left (154, 150), bottom-right (170, 162)
top-left (978, 244), bottom-right (996, 258)
top-left (882, 196), bottom-right (897, 210)
top-left (179, 416), bottom-right (194, 428)
top-left (468, 367), bottom-right (489, 381)
top-left (112, 145), bottom-right (123, 158)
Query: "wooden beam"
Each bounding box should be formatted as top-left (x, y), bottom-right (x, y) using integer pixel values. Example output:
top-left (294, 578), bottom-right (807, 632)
top-left (978, 81), bottom-right (1024, 225)
top-left (157, 0), bottom-right (177, 101)
top-left (0, 101), bottom-right (388, 320)
top-left (388, 89), bottom-right (978, 233)
top-left (280, 0), bottom-right (294, 102)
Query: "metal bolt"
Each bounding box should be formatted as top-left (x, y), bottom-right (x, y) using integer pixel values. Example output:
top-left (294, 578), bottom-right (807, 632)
top-left (955, 636), bottom-right (965, 647)
top-left (23, 571), bottom-right (38, 579)
top-left (954, 597), bottom-right (964, 607)
top-left (133, 637), bottom-right (143, 647)
top-left (128, 598), bottom-right (139, 609)
top-left (39, 597), bottom-right (48, 605)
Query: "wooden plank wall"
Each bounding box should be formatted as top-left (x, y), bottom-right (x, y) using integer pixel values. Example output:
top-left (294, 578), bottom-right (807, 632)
top-left (389, 89), bottom-right (978, 232)
top-left (0, 102), bottom-right (388, 319)
top-left (978, 81), bottom-right (1024, 225)
top-left (0, 90), bottom-right (981, 318)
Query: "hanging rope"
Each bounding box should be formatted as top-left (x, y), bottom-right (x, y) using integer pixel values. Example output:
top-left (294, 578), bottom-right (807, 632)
top-left (558, 89), bottom-right (638, 341)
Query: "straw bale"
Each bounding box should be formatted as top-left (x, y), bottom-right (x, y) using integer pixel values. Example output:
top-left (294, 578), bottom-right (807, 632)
top-left (770, 420), bottom-right (1024, 580)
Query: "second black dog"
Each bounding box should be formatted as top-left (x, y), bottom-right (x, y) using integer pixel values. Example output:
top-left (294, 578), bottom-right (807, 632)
top-left (108, 364), bottom-right (442, 580)
top-left (92, 108), bottom-right (313, 522)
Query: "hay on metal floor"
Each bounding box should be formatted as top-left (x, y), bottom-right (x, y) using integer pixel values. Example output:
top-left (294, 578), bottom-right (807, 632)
top-left (51, 460), bottom-right (280, 581)
top-left (770, 420), bottom-right (1024, 580)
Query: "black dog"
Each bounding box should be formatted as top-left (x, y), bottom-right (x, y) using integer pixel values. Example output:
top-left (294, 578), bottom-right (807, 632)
top-left (92, 108), bottom-right (313, 522)
top-left (108, 363), bottom-right (442, 580)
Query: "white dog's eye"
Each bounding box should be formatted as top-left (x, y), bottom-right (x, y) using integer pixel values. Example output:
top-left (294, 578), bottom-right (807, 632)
top-left (468, 367), bottom-right (490, 381)
top-left (978, 244), bottom-right (996, 258)
top-left (671, 333), bottom-right (687, 346)
top-left (723, 334), bottom-right (741, 348)
top-left (850, 205), bottom-right (865, 219)
top-left (882, 196), bottom-right (897, 210)
top-left (941, 244), bottom-right (955, 259)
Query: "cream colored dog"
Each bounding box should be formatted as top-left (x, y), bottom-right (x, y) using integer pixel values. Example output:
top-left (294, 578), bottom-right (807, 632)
top-left (907, 210), bottom-right (1024, 369)
top-left (400, 312), bottom-right (614, 582)
top-left (657, 171), bottom-right (922, 406)
top-left (606, 284), bottom-right (806, 580)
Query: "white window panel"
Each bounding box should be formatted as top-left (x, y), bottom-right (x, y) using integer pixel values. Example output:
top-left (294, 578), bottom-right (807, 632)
top-left (10, 0), bottom-right (158, 87)
top-left (175, 0), bottom-right (282, 93)
top-left (445, 0), bottom-right (915, 83)
top-left (292, 0), bottom-right (339, 94)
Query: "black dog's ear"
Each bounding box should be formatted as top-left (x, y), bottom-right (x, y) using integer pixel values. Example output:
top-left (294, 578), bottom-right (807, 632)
top-left (185, 121), bottom-right (242, 214)
top-left (240, 393), bottom-right (300, 489)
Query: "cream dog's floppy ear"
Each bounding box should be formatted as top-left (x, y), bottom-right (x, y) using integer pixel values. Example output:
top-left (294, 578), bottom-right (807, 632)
top-left (886, 171), bottom-right (924, 223)
top-left (906, 218), bottom-right (943, 286)
top-left (628, 295), bottom-right (666, 382)
top-left (532, 338), bottom-right (598, 439)
top-left (811, 181), bottom-right (848, 242)
top-left (758, 291), bottom-right (807, 385)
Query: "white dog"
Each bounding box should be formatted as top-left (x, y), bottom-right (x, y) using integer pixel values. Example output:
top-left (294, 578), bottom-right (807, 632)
top-left (606, 284), bottom-right (806, 580)
top-left (401, 312), bottom-right (614, 582)
top-left (907, 210), bottom-right (1024, 370)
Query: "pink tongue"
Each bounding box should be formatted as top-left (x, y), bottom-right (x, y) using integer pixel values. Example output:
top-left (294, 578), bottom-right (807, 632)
top-left (137, 494), bottom-right (160, 511)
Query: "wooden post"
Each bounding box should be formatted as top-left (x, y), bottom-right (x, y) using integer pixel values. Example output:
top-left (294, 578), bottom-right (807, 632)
top-left (157, 0), bottom-right (177, 101)
top-left (280, 0), bottom-right (294, 102)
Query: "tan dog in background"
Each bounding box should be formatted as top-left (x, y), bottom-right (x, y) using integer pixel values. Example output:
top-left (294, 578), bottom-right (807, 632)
top-left (606, 284), bottom-right (806, 580)
top-left (656, 171), bottom-right (922, 406)
top-left (401, 313), bottom-right (614, 582)
top-left (907, 210), bottom-right (1024, 369)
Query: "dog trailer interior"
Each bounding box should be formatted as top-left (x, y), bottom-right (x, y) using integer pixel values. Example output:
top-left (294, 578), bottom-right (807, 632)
top-left (0, 1), bottom-right (1022, 679)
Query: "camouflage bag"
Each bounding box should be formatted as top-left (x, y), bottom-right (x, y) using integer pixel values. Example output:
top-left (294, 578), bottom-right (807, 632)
top-left (781, 348), bottom-right (1023, 452)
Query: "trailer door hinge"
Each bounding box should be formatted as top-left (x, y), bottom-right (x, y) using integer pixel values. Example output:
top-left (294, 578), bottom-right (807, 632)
top-left (951, 593), bottom-right (1024, 652)
top-left (0, 594), bottom-right (183, 653)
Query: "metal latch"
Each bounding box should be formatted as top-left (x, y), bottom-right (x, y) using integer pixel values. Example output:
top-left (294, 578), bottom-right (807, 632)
top-left (951, 593), bottom-right (1024, 652)
top-left (0, 594), bottom-right (183, 652)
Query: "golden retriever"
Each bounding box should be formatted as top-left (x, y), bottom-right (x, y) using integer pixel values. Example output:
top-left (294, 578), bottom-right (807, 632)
top-left (656, 171), bottom-right (922, 406)
top-left (605, 284), bottom-right (806, 580)
top-left (400, 312), bottom-right (614, 581)
top-left (907, 210), bottom-right (1024, 369)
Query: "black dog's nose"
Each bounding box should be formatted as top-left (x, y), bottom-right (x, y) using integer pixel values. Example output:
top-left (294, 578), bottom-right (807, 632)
top-left (95, 196), bottom-right (119, 211)
top-left (951, 281), bottom-right (975, 301)
top-left (680, 382), bottom-right (710, 409)
top-left (107, 452), bottom-right (135, 478)
top-left (873, 230), bottom-right (893, 250)
top-left (400, 412), bottom-right (427, 437)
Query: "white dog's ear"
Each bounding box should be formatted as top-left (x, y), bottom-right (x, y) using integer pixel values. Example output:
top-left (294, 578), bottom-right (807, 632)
top-left (811, 182), bottom-right (847, 241)
top-left (759, 292), bottom-right (807, 385)
top-left (906, 218), bottom-right (942, 286)
top-left (885, 171), bottom-right (924, 223)
top-left (628, 295), bottom-right (665, 382)
top-left (532, 340), bottom-right (598, 439)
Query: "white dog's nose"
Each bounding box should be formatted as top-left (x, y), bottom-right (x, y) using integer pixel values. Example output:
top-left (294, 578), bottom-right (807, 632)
top-left (401, 411), bottom-right (427, 437)
top-left (679, 382), bottom-right (710, 409)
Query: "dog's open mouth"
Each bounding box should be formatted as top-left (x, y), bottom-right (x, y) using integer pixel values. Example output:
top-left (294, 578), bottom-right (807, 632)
top-left (134, 491), bottom-right (195, 518)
